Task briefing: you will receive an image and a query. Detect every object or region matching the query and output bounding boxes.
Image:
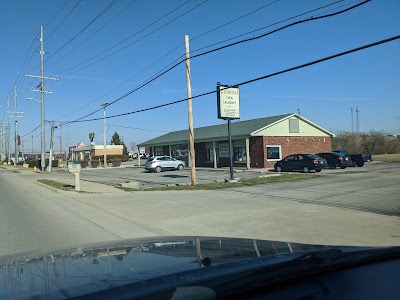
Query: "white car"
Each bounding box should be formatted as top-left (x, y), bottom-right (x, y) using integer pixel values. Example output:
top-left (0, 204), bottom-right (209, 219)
top-left (144, 156), bottom-right (185, 173)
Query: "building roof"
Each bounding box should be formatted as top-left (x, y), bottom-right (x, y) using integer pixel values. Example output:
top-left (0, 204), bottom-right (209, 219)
top-left (139, 114), bottom-right (291, 147)
top-left (139, 113), bottom-right (334, 147)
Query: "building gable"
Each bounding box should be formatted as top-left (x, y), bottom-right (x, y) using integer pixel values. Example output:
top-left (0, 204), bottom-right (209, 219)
top-left (251, 115), bottom-right (334, 137)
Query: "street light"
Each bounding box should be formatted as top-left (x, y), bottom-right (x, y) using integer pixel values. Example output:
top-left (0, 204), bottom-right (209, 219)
top-left (101, 103), bottom-right (109, 168)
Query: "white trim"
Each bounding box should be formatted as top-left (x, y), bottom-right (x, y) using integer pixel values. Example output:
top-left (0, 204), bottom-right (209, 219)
top-left (266, 145), bottom-right (282, 161)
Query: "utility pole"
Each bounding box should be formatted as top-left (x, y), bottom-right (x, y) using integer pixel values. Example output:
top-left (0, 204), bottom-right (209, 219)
top-left (32, 135), bottom-right (34, 155)
top-left (7, 97), bottom-right (11, 164)
top-left (14, 85), bottom-right (18, 165)
top-left (351, 107), bottom-right (354, 133)
top-left (59, 123), bottom-right (63, 158)
top-left (49, 120), bottom-right (55, 172)
top-left (27, 25), bottom-right (58, 171)
top-left (0, 126), bottom-right (3, 162)
top-left (101, 103), bottom-right (109, 168)
top-left (184, 34), bottom-right (196, 186)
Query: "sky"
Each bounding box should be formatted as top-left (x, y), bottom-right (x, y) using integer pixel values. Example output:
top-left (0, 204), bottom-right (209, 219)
top-left (0, 0), bottom-right (399, 153)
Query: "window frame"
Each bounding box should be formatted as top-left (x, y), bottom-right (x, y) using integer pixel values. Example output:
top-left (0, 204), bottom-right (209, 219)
top-left (266, 145), bottom-right (282, 161)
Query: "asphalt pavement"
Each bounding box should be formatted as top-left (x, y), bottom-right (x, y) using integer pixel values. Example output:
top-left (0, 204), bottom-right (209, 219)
top-left (1, 162), bottom-right (399, 255)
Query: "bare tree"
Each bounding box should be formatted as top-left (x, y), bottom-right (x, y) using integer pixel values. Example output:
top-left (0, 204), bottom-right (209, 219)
top-left (129, 141), bottom-right (136, 151)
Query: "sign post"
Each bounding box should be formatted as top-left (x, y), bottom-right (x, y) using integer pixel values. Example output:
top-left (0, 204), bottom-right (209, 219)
top-left (68, 161), bottom-right (81, 191)
top-left (217, 82), bottom-right (240, 181)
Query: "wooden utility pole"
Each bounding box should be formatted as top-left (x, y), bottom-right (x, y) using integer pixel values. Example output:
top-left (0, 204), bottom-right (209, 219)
top-left (185, 35), bottom-right (196, 186)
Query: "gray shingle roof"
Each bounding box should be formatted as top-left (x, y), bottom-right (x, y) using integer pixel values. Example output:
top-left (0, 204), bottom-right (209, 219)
top-left (139, 114), bottom-right (292, 147)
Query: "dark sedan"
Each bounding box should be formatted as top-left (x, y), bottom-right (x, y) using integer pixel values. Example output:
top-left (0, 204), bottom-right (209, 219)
top-left (274, 154), bottom-right (327, 173)
top-left (316, 152), bottom-right (353, 169)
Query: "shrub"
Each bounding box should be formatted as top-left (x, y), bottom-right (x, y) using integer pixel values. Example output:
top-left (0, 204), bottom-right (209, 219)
top-left (80, 160), bottom-right (89, 168)
top-left (90, 160), bottom-right (99, 168)
top-left (109, 157), bottom-right (121, 167)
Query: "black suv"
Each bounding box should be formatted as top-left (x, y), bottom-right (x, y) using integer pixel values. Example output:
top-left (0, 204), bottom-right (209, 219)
top-left (274, 154), bottom-right (327, 173)
top-left (316, 152), bottom-right (353, 169)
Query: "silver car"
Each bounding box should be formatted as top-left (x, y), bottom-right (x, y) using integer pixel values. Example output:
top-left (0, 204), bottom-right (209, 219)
top-left (145, 156), bottom-right (185, 173)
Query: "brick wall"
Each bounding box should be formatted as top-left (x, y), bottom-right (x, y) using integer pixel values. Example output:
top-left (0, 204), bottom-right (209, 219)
top-left (146, 147), bottom-right (153, 156)
top-left (250, 136), bottom-right (264, 168)
top-left (94, 148), bottom-right (123, 156)
top-left (262, 136), bottom-right (332, 168)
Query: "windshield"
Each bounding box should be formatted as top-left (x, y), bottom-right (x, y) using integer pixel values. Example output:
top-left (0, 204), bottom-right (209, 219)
top-left (0, 0), bottom-right (399, 298)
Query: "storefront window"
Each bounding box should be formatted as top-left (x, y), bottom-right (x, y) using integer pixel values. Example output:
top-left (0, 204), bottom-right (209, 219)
top-left (206, 148), bottom-right (219, 162)
top-left (266, 145), bottom-right (282, 160)
top-left (234, 147), bottom-right (247, 162)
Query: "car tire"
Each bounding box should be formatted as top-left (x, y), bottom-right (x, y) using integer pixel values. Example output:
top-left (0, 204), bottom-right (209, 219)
top-left (155, 166), bottom-right (161, 173)
top-left (177, 164), bottom-right (184, 171)
top-left (356, 162), bottom-right (364, 167)
top-left (275, 166), bottom-right (282, 172)
top-left (303, 166), bottom-right (310, 173)
top-left (340, 166), bottom-right (346, 169)
top-left (316, 169), bottom-right (321, 172)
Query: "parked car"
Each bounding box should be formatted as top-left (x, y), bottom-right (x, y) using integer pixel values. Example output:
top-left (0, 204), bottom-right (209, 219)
top-left (333, 149), bottom-right (372, 167)
top-left (140, 154), bottom-right (149, 159)
top-left (145, 156), bottom-right (185, 172)
top-left (316, 152), bottom-right (353, 169)
top-left (274, 154), bottom-right (327, 173)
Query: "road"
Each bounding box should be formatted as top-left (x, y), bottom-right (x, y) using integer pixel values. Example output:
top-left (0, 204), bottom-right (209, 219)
top-left (1, 162), bottom-right (399, 258)
top-left (0, 169), bottom-right (161, 257)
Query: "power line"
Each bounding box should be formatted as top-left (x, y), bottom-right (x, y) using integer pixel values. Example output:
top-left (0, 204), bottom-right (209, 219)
top-left (44, 0), bottom-right (69, 29)
top-left (190, 0), bottom-right (347, 54)
top-left (54, 0), bottom-right (279, 120)
top-left (46, 0), bottom-right (82, 41)
top-left (45, 0), bottom-right (139, 71)
top-left (108, 125), bottom-right (169, 133)
top-left (65, 33), bottom-right (400, 124)
top-left (64, 0), bottom-right (369, 123)
top-left (54, 0), bottom-right (206, 76)
top-left (48, 0), bottom-right (119, 60)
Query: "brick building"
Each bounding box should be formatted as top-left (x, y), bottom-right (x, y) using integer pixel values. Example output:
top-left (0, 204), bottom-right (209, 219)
top-left (139, 113), bottom-right (334, 169)
top-left (71, 144), bottom-right (123, 161)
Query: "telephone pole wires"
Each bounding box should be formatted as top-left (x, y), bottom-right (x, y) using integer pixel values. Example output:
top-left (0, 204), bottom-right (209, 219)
top-left (27, 26), bottom-right (58, 171)
top-left (184, 35), bottom-right (196, 186)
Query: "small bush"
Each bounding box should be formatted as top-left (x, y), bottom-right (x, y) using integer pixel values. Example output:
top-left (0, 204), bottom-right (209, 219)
top-left (80, 160), bottom-right (89, 168)
top-left (27, 159), bottom-right (40, 168)
top-left (90, 160), bottom-right (99, 168)
top-left (109, 158), bottom-right (121, 167)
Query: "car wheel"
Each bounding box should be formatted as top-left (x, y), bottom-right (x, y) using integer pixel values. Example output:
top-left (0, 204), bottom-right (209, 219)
top-left (303, 166), bottom-right (310, 173)
top-left (177, 164), bottom-right (184, 171)
top-left (356, 162), bottom-right (364, 167)
top-left (275, 166), bottom-right (282, 172)
top-left (155, 166), bottom-right (161, 173)
top-left (340, 166), bottom-right (346, 169)
top-left (316, 169), bottom-right (321, 172)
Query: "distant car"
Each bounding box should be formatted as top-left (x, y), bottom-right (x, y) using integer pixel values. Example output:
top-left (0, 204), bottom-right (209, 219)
top-left (316, 152), bottom-right (353, 169)
top-left (140, 154), bottom-right (149, 159)
top-left (145, 156), bottom-right (185, 173)
top-left (333, 149), bottom-right (372, 167)
top-left (274, 154), bottom-right (327, 173)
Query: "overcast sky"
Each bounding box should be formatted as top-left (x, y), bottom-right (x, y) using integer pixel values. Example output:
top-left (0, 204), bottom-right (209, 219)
top-left (1, 0), bottom-right (399, 152)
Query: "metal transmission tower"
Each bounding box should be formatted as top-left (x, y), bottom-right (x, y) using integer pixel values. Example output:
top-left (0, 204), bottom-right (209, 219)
top-left (27, 26), bottom-right (58, 171)
top-left (350, 107), bottom-right (354, 133)
top-left (355, 107), bottom-right (360, 133)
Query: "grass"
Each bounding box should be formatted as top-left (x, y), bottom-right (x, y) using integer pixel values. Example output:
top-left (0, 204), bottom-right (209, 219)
top-left (373, 154), bottom-right (400, 163)
top-left (116, 173), bottom-right (316, 192)
top-left (37, 179), bottom-right (75, 191)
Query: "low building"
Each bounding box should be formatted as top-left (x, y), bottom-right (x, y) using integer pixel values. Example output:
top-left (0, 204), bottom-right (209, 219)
top-left (139, 113), bottom-right (334, 169)
top-left (71, 144), bottom-right (123, 161)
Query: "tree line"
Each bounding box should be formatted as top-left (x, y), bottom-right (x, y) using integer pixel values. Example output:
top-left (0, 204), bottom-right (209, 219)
top-left (332, 132), bottom-right (400, 155)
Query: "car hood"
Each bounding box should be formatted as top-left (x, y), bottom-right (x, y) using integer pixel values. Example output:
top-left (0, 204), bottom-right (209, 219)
top-left (0, 236), bottom-right (369, 299)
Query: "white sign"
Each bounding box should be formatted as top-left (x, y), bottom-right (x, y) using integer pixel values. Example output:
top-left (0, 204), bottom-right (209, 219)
top-left (219, 143), bottom-right (230, 158)
top-left (218, 85), bottom-right (240, 119)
